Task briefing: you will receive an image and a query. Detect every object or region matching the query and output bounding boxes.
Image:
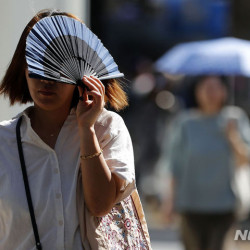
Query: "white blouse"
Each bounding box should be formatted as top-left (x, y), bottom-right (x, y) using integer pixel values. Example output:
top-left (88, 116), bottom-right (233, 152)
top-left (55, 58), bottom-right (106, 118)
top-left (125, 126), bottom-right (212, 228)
top-left (0, 107), bottom-right (135, 250)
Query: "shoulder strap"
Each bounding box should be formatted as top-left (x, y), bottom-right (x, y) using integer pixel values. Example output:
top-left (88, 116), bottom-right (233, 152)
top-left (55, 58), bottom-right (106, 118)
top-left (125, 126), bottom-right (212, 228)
top-left (16, 116), bottom-right (42, 250)
top-left (131, 190), bottom-right (152, 249)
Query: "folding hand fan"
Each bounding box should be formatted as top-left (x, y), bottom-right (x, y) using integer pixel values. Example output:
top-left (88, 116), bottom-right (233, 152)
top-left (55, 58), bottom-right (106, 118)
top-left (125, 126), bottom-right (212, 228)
top-left (25, 15), bottom-right (124, 86)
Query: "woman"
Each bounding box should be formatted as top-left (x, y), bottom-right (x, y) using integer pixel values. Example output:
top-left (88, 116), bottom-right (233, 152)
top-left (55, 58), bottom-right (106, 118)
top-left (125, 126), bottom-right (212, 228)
top-left (165, 76), bottom-right (250, 250)
top-left (0, 9), bottom-right (144, 249)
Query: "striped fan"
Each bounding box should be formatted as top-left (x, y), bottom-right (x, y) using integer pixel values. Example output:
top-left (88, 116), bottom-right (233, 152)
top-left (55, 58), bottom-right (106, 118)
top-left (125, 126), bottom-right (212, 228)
top-left (25, 15), bottom-right (124, 86)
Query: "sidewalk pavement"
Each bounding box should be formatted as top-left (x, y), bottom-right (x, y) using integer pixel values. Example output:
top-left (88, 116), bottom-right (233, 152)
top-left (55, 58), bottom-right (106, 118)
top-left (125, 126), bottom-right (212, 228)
top-left (149, 228), bottom-right (250, 250)
top-left (151, 241), bottom-right (183, 250)
top-left (149, 228), bottom-right (184, 250)
top-left (144, 197), bottom-right (250, 250)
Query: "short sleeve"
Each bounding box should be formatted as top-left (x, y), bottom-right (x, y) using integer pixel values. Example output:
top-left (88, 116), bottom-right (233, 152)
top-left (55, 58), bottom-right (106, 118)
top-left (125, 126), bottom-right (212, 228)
top-left (238, 109), bottom-right (250, 146)
top-left (235, 109), bottom-right (250, 160)
top-left (96, 111), bottom-right (136, 202)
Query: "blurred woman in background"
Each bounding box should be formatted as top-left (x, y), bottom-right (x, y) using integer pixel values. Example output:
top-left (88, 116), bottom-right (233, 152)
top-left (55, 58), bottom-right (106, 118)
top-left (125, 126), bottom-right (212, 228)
top-left (164, 75), bottom-right (250, 250)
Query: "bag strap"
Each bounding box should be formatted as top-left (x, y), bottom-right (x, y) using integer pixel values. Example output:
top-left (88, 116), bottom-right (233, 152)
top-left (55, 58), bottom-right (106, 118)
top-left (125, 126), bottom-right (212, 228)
top-left (131, 190), bottom-right (152, 249)
top-left (16, 116), bottom-right (42, 250)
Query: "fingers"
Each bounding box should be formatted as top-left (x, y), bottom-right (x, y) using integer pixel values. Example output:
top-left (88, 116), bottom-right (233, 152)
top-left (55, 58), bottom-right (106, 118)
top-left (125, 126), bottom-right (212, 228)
top-left (78, 76), bottom-right (105, 108)
top-left (83, 76), bottom-right (105, 97)
top-left (89, 76), bottom-right (105, 96)
top-left (85, 90), bottom-right (102, 99)
top-left (85, 90), bottom-right (104, 108)
top-left (82, 76), bottom-right (105, 106)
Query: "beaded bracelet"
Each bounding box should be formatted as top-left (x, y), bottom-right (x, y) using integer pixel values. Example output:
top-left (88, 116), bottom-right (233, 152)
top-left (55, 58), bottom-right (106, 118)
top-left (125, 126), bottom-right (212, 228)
top-left (80, 149), bottom-right (103, 160)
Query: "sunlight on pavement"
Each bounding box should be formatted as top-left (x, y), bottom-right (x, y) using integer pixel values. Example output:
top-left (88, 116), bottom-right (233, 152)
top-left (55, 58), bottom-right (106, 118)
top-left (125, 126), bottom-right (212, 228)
top-left (152, 241), bottom-right (184, 250)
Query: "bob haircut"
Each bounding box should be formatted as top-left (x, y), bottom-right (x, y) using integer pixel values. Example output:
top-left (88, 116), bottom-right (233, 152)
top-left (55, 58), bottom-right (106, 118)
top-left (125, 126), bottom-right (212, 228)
top-left (0, 9), bottom-right (128, 111)
top-left (188, 75), bottom-right (229, 108)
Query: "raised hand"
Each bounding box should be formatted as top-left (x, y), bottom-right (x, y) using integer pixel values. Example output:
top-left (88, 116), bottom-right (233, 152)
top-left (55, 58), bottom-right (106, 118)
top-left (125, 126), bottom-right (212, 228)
top-left (76, 76), bottom-right (105, 129)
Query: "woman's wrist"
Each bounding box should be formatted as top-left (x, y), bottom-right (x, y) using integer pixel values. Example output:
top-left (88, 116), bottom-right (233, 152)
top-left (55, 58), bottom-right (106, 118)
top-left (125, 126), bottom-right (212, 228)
top-left (78, 125), bottom-right (102, 156)
top-left (79, 125), bottom-right (96, 145)
top-left (78, 124), bottom-right (95, 135)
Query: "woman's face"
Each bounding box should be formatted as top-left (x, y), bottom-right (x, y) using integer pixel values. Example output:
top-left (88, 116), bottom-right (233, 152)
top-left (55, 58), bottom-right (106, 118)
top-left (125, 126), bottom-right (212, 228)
top-left (25, 69), bottom-right (75, 111)
top-left (195, 76), bottom-right (227, 111)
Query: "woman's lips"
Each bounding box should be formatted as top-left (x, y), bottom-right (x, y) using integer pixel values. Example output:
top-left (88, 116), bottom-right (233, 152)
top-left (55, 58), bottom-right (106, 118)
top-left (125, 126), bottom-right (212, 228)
top-left (38, 90), bottom-right (56, 96)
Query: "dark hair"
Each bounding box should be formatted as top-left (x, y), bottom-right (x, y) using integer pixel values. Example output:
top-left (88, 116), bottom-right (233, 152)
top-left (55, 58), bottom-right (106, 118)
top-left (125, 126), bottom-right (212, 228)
top-left (0, 9), bottom-right (128, 111)
top-left (188, 75), bottom-right (229, 108)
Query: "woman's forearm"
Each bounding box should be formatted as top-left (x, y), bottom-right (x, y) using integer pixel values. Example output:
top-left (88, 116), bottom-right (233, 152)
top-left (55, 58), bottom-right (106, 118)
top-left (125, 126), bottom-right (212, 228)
top-left (228, 133), bottom-right (249, 166)
top-left (79, 127), bottom-right (122, 217)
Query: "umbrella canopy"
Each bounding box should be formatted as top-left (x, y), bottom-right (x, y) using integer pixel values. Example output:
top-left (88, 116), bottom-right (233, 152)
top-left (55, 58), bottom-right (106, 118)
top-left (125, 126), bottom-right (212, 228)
top-left (155, 37), bottom-right (250, 76)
